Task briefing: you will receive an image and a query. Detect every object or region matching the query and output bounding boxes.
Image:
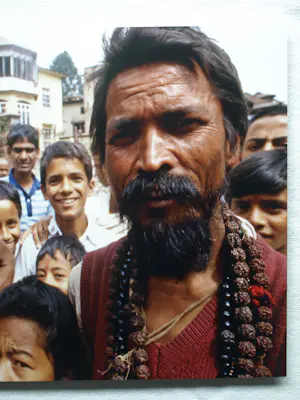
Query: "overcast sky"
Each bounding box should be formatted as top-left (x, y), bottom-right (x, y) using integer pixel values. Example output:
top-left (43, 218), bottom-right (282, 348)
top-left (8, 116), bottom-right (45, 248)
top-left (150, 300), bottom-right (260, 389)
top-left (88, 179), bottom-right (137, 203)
top-left (0, 1), bottom-right (295, 103)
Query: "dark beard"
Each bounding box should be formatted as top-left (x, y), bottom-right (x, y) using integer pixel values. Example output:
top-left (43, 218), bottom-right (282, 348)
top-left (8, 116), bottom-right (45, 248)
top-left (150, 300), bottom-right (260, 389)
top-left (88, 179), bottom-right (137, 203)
top-left (119, 170), bottom-right (225, 280)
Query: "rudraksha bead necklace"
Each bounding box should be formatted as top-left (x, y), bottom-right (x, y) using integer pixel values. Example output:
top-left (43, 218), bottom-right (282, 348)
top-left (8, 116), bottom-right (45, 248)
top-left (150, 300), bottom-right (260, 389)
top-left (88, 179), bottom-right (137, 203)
top-left (104, 201), bottom-right (275, 379)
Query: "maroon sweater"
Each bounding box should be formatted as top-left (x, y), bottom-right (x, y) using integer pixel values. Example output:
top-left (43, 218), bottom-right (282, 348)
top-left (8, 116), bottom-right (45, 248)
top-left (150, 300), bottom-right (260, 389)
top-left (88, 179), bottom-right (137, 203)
top-left (81, 237), bottom-right (286, 379)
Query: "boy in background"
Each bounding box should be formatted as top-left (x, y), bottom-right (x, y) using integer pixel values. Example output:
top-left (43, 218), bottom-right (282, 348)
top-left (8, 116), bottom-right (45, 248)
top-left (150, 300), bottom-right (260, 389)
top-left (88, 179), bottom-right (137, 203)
top-left (0, 181), bottom-right (22, 288)
top-left (1, 124), bottom-right (52, 233)
top-left (36, 236), bottom-right (86, 295)
top-left (14, 141), bottom-right (117, 282)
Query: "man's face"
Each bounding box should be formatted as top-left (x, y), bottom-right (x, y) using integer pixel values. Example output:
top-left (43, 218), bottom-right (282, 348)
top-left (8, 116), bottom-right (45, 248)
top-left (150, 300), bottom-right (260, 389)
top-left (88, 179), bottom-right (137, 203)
top-left (232, 189), bottom-right (287, 254)
top-left (8, 139), bottom-right (39, 175)
top-left (37, 250), bottom-right (72, 295)
top-left (42, 157), bottom-right (93, 222)
top-left (0, 316), bottom-right (54, 382)
top-left (242, 114), bottom-right (288, 159)
top-left (0, 200), bottom-right (20, 254)
top-left (0, 161), bottom-right (9, 178)
top-left (105, 62), bottom-right (229, 227)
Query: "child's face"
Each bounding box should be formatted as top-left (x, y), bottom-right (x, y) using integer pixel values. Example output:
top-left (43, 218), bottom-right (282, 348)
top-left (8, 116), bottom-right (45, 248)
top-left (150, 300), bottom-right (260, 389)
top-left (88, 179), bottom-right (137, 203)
top-left (0, 316), bottom-right (54, 382)
top-left (0, 200), bottom-right (20, 253)
top-left (37, 250), bottom-right (72, 295)
top-left (42, 157), bottom-right (94, 223)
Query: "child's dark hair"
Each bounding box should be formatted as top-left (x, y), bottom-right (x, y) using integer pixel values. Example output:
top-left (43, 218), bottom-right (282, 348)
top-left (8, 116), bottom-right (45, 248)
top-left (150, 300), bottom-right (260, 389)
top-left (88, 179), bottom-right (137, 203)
top-left (7, 124), bottom-right (39, 150)
top-left (0, 276), bottom-right (90, 380)
top-left (0, 181), bottom-right (22, 217)
top-left (40, 141), bottom-right (93, 187)
top-left (229, 149), bottom-right (287, 198)
top-left (36, 236), bottom-right (86, 270)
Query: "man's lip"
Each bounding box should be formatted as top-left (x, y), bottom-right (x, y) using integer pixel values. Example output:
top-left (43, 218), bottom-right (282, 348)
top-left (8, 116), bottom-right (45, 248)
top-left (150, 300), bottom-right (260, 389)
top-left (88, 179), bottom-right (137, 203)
top-left (56, 198), bottom-right (79, 205)
top-left (258, 232), bottom-right (273, 239)
top-left (143, 198), bottom-right (176, 208)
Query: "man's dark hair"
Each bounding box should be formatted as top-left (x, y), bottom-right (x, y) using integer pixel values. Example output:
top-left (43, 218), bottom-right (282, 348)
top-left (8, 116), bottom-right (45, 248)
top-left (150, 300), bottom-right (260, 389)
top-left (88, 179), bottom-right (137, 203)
top-left (0, 181), bottom-right (22, 217)
top-left (250, 104), bottom-right (288, 125)
top-left (89, 27), bottom-right (248, 164)
top-left (36, 235), bottom-right (86, 269)
top-left (229, 149), bottom-right (287, 198)
top-left (40, 141), bottom-right (93, 187)
top-left (7, 124), bottom-right (39, 150)
top-left (0, 276), bottom-right (90, 379)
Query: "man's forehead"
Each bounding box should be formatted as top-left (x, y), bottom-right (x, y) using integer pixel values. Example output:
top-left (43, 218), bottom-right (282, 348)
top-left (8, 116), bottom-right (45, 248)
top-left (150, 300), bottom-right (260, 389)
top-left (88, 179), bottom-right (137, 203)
top-left (246, 114), bottom-right (288, 139)
top-left (12, 139), bottom-right (36, 148)
top-left (106, 61), bottom-right (217, 117)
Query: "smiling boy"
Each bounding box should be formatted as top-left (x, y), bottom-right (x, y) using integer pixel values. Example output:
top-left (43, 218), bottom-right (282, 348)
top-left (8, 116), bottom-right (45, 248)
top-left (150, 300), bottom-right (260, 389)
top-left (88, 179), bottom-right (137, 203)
top-left (0, 181), bottom-right (22, 256)
top-left (14, 141), bottom-right (117, 282)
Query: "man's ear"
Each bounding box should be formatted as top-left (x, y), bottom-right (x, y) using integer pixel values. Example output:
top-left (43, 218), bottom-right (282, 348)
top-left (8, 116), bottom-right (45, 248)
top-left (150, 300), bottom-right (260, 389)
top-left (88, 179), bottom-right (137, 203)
top-left (36, 148), bottom-right (40, 157)
top-left (6, 146), bottom-right (11, 155)
top-left (41, 185), bottom-right (48, 200)
top-left (226, 136), bottom-right (241, 171)
top-left (88, 178), bottom-right (95, 194)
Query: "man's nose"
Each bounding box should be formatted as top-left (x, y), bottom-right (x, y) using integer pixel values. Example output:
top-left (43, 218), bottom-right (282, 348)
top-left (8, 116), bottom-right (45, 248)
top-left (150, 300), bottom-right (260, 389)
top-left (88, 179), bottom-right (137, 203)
top-left (262, 141), bottom-right (274, 152)
top-left (136, 127), bottom-right (174, 174)
top-left (60, 178), bottom-right (72, 193)
top-left (44, 275), bottom-right (58, 289)
top-left (247, 206), bottom-right (266, 230)
top-left (19, 150), bottom-right (28, 159)
top-left (0, 226), bottom-right (11, 242)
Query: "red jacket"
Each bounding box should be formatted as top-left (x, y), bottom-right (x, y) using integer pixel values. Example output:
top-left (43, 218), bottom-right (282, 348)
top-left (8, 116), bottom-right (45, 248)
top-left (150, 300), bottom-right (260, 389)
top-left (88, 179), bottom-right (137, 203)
top-left (81, 237), bottom-right (286, 379)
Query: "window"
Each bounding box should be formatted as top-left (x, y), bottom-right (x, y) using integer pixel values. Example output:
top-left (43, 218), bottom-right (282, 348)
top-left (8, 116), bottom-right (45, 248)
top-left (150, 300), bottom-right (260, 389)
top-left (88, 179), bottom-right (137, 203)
top-left (42, 88), bottom-right (50, 107)
top-left (18, 103), bottom-right (30, 124)
top-left (14, 57), bottom-right (21, 78)
top-left (4, 57), bottom-right (11, 77)
top-left (0, 103), bottom-right (7, 114)
top-left (80, 106), bottom-right (84, 114)
top-left (0, 56), bottom-right (12, 77)
top-left (12, 57), bottom-right (33, 80)
top-left (42, 126), bottom-right (52, 148)
top-left (26, 60), bottom-right (33, 80)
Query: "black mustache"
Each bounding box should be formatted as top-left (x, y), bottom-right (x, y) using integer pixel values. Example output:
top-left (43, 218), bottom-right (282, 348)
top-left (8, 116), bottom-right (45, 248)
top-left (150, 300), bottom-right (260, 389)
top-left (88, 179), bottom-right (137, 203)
top-left (119, 171), bottom-right (203, 217)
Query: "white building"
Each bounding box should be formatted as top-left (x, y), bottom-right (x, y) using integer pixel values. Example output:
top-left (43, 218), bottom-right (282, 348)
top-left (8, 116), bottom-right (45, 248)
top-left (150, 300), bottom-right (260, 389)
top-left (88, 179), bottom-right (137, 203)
top-left (62, 95), bottom-right (90, 149)
top-left (0, 37), bottom-right (64, 151)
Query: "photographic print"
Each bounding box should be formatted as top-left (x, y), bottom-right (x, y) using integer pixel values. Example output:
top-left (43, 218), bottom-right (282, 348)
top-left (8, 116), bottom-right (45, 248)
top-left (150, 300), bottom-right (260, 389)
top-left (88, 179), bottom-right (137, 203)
top-left (0, 7), bottom-right (287, 382)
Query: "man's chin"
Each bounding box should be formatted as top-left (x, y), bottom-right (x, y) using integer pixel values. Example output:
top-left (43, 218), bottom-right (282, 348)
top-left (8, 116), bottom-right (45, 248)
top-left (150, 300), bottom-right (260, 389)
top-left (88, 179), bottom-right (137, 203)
top-left (128, 217), bottom-right (213, 280)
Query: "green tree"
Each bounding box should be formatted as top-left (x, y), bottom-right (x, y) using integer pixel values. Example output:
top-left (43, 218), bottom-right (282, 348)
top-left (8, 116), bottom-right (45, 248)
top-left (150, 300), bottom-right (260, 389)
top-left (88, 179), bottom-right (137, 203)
top-left (50, 51), bottom-right (83, 98)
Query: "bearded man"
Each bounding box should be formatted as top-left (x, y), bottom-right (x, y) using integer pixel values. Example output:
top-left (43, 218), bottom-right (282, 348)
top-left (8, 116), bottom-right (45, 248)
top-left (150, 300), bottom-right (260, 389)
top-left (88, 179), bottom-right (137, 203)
top-left (69, 27), bottom-right (286, 380)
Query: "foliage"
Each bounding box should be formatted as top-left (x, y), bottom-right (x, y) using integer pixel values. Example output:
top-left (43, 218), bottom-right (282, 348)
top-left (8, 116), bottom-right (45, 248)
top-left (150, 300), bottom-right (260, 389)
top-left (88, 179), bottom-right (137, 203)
top-left (50, 51), bottom-right (83, 98)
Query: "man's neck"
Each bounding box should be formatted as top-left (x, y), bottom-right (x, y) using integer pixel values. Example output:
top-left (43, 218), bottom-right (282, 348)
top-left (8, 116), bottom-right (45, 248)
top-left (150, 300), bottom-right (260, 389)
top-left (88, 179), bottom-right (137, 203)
top-left (56, 213), bottom-right (88, 238)
top-left (13, 170), bottom-right (33, 190)
top-left (145, 209), bottom-right (226, 341)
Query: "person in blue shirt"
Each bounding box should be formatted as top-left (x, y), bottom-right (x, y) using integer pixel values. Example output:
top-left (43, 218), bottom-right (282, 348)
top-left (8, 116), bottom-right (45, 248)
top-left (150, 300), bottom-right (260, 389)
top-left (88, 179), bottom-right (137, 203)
top-left (1, 124), bottom-right (52, 233)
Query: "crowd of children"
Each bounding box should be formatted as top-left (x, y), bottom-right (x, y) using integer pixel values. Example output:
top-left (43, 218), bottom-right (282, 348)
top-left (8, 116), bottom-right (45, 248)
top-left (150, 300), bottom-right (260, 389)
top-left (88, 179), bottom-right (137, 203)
top-left (0, 124), bottom-right (125, 381)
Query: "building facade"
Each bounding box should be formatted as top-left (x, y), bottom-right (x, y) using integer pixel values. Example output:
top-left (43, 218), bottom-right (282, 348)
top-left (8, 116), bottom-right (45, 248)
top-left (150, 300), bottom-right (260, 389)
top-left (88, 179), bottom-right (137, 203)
top-left (0, 37), bottom-right (64, 152)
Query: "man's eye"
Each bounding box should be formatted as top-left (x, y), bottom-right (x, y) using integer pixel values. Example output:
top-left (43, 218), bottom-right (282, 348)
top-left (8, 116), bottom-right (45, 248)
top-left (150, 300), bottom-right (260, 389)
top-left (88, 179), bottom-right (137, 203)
top-left (54, 273), bottom-right (65, 279)
top-left (13, 359), bottom-right (31, 369)
top-left (164, 118), bottom-right (204, 133)
top-left (48, 178), bottom-right (59, 185)
top-left (73, 176), bottom-right (83, 182)
top-left (109, 130), bottom-right (138, 146)
top-left (247, 144), bottom-right (261, 151)
top-left (263, 202), bottom-right (285, 213)
top-left (7, 220), bottom-right (17, 228)
top-left (234, 201), bottom-right (250, 212)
